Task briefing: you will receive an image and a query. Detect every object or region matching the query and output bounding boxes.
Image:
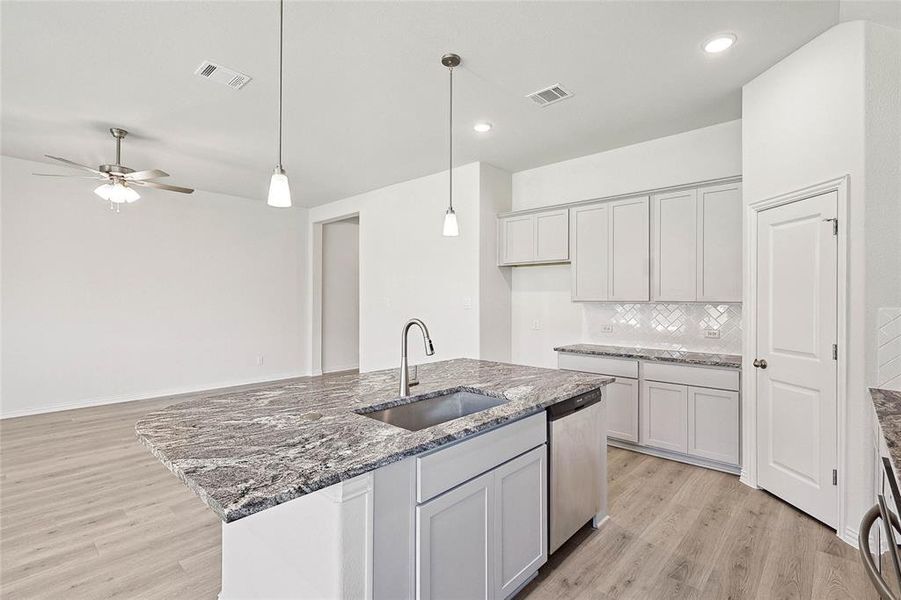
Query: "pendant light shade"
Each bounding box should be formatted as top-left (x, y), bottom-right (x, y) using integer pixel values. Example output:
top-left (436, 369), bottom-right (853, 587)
top-left (441, 53), bottom-right (461, 237)
top-left (267, 0), bottom-right (292, 208)
top-left (268, 167), bottom-right (291, 208)
top-left (94, 182), bottom-right (139, 204)
top-left (443, 207), bottom-right (459, 237)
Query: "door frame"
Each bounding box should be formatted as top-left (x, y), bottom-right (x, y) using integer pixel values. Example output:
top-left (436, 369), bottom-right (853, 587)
top-left (741, 176), bottom-right (850, 542)
top-left (311, 212), bottom-right (360, 376)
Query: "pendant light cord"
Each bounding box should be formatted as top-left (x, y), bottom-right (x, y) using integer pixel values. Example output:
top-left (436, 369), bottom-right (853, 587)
top-left (448, 65), bottom-right (453, 211)
top-left (277, 0), bottom-right (284, 169)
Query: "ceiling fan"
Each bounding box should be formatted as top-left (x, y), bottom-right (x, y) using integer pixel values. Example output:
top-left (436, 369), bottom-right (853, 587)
top-left (34, 128), bottom-right (194, 209)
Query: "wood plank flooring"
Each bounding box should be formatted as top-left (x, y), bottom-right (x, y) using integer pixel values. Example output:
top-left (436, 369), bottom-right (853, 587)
top-left (1, 395), bottom-right (877, 599)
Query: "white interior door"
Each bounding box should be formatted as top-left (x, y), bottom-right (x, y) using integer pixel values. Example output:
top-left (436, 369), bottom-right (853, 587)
top-left (756, 191), bottom-right (838, 528)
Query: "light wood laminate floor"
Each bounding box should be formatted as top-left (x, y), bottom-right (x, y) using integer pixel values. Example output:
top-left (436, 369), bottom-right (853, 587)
top-left (1, 395), bottom-right (877, 599)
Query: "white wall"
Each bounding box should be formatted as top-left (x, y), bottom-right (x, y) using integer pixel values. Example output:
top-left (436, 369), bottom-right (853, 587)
top-left (309, 163), bottom-right (483, 373)
top-left (742, 20), bottom-right (901, 543)
top-left (478, 164), bottom-right (513, 363)
top-left (321, 217), bottom-right (359, 373)
top-left (1, 155), bottom-right (309, 418)
top-left (509, 120), bottom-right (743, 368)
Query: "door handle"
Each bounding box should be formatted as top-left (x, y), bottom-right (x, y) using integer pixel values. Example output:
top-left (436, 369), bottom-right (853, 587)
top-left (753, 358), bottom-right (768, 369)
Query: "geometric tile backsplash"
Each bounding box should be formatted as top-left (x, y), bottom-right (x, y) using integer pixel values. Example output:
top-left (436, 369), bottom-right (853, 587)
top-left (582, 303), bottom-right (743, 354)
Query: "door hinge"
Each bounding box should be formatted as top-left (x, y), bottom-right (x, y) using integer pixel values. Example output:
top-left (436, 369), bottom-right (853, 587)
top-left (833, 344), bottom-right (838, 360)
top-left (824, 217), bottom-right (838, 236)
top-left (833, 469), bottom-right (838, 485)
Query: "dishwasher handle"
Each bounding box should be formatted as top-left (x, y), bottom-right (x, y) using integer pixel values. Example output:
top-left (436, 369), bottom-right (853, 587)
top-left (547, 388), bottom-right (603, 421)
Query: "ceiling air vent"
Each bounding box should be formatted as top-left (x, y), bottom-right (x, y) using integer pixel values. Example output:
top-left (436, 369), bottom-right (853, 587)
top-left (526, 84), bottom-right (573, 107)
top-left (194, 61), bottom-right (252, 90)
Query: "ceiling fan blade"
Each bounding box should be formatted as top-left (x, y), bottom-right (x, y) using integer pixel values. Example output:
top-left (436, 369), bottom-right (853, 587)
top-left (44, 155), bottom-right (101, 174)
top-left (125, 169), bottom-right (169, 181)
top-left (132, 180), bottom-right (194, 194)
top-left (33, 173), bottom-right (105, 179)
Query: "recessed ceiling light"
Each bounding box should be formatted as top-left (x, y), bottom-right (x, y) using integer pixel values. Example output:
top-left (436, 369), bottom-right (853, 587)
top-left (473, 122), bottom-right (493, 133)
top-left (703, 33), bottom-right (736, 54)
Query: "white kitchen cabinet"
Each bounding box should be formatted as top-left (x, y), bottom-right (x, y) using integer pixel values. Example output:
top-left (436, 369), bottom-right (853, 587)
top-left (640, 380), bottom-right (688, 454)
top-left (651, 188), bottom-right (698, 301)
top-left (417, 471), bottom-right (494, 600)
top-left (609, 197), bottom-right (650, 301)
top-left (687, 386), bottom-right (739, 464)
top-left (696, 182), bottom-right (742, 302)
top-left (493, 446), bottom-right (547, 599)
top-left (497, 209), bottom-right (569, 266)
top-left (605, 378), bottom-right (639, 443)
top-left (570, 203), bottom-right (609, 301)
top-left (649, 182), bottom-right (742, 303)
top-left (570, 196), bottom-right (648, 301)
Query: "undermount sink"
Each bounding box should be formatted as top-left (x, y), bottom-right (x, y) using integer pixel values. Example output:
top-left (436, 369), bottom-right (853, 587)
top-left (358, 390), bottom-right (507, 432)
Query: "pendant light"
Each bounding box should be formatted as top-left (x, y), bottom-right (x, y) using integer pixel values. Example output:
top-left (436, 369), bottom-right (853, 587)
top-left (267, 0), bottom-right (291, 208)
top-left (441, 53), bottom-right (460, 237)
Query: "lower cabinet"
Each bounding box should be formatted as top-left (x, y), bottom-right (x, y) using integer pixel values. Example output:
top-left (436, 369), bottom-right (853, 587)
top-left (687, 386), bottom-right (739, 464)
top-left (605, 377), bottom-right (639, 443)
top-left (416, 445), bottom-right (547, 600)
top-left (640, 380), bottom-right (688, 453)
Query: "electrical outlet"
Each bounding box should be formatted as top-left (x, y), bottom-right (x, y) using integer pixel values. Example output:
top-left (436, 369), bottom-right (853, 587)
top-left (256, 355), bottom-right (264, 366)
top-left (463, 297), bottom-right (473, 310)
top-left (531, 319), bottom-right (541, 331)
top-left (600, 325), bottom-right (614, 334)
top-left (704, 329), bottom-right (721, 339)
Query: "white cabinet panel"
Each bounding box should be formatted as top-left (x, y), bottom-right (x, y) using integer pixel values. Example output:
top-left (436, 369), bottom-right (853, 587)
top-left (499, 215), bottom-right (534, 265)
top-left (605, 377), bottom-right (639, 443)
top-left (557, 352), bottom-right (639, 378)
top-left (497, 210), bottom-right (569, 266)
top-left (687, 386), bottom-right (739, 465)
top-left (651, 189), bottom-right (698, 301)
top-left (642, 362), bottom-right (739, 392)
top-left (608, 197), bottom-right (650, 301)
top-left (493, 446), bottom-right (547, 599)
top-left (640, 380), bottom-right (688, 453)
top-left (535, 210), bottom-right (569, 262)
top-left (570, 204), bottom-right (609, 301)
top-left (417, 472), bottom-right (494, 600)
top-left (697, 183), bottom-right (743, 302)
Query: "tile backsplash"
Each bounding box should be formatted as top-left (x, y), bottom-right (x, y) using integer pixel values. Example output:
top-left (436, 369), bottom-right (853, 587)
top-left (878, 307), bottom-right (901, 391)
top-left (582, 303), bottom-right (742, 354)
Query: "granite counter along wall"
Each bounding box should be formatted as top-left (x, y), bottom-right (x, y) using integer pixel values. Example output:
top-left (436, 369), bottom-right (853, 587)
top-left (581, 303), bottom-right (743, 354)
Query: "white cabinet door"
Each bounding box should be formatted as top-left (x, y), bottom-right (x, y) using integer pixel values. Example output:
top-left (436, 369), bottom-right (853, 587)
top-left (697, 183), bottom-right (742, 302)
top-left (417, 472), bottom-right (494, 600)
top-left (493, 446), bottom-right (547, 599)
top-left (608, 196), bottom-right (650, 301)
top-left (570, 203), bottom-right (610, 301)
top-left (640, 380), bottom-right (687, 453)
top-left (687, 386), bottom-right (739, 465)
top-left (605, 378), bottom-right (639, 443)
top-left (651, 189), bottom-right (698, 301)
top-left (498, 215), bottom-right (535, 265)
top-left (535, 210), bottom-right (569, 262)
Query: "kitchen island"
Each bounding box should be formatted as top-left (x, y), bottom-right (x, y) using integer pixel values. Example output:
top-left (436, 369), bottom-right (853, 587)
top-left (136, 358), bottom-right (613, 599)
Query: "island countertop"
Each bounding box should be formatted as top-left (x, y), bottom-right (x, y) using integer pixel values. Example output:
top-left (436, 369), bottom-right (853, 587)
top-left (135, 358), bottom-right (613, 523)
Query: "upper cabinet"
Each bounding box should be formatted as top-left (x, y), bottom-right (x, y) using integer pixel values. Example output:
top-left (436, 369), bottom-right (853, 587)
top-left (651, 182), bottom-right (742, 302)
top-left (497, 209), bottom-right (569, 266)
top-left (497, 178), bottom-right (741, 303)
top-left (571, 196), bottom-right (649, 302)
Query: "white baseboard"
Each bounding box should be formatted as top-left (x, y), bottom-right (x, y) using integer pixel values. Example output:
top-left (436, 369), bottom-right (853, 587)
top-left (842, 524), bottom-right (860, 549)
top-left (0, 371), bottom-right (309, 420)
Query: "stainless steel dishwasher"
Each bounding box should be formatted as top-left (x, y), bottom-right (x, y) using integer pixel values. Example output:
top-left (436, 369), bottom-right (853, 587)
top-left (547, 387), bottom-right (606, 554)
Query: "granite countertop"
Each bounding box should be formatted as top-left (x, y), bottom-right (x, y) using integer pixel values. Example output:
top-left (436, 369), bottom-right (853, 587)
top-left (135, 358), bottom-right (612, 523)
top-left (554, 343), bottom-right (742, 369)
top-left (871, 387), bottom-right (901, 480)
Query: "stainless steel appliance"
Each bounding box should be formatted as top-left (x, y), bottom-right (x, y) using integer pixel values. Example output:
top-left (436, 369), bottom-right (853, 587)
top-left (547, 387), bottom-right (605, 554)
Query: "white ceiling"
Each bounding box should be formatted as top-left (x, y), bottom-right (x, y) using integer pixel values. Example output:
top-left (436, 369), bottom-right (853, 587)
top-left (0, 1), bottom-right (864, 207)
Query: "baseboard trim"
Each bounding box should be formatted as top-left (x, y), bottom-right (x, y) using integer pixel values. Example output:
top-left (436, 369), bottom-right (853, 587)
top-left (0, 371), bottom-right (309, 420)
top-left (608, 439), bottom-right (742, 476)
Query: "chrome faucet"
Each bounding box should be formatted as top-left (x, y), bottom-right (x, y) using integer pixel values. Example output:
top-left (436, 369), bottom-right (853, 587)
top-left (400, 318), bottom-right (435, 396)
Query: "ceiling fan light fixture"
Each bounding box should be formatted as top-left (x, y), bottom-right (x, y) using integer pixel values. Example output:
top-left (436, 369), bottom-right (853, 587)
top-left (267, 167), bottom-right (292, 208)
top-left (95, 182), bottom-right (140, 204)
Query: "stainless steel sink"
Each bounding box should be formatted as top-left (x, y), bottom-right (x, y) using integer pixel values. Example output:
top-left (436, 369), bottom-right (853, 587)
top-left (358, 390), bottom-right (507, 431)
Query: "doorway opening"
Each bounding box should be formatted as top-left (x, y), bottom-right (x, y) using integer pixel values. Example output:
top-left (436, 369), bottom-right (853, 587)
top-left (319, 216), bottom-right (360, 374)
